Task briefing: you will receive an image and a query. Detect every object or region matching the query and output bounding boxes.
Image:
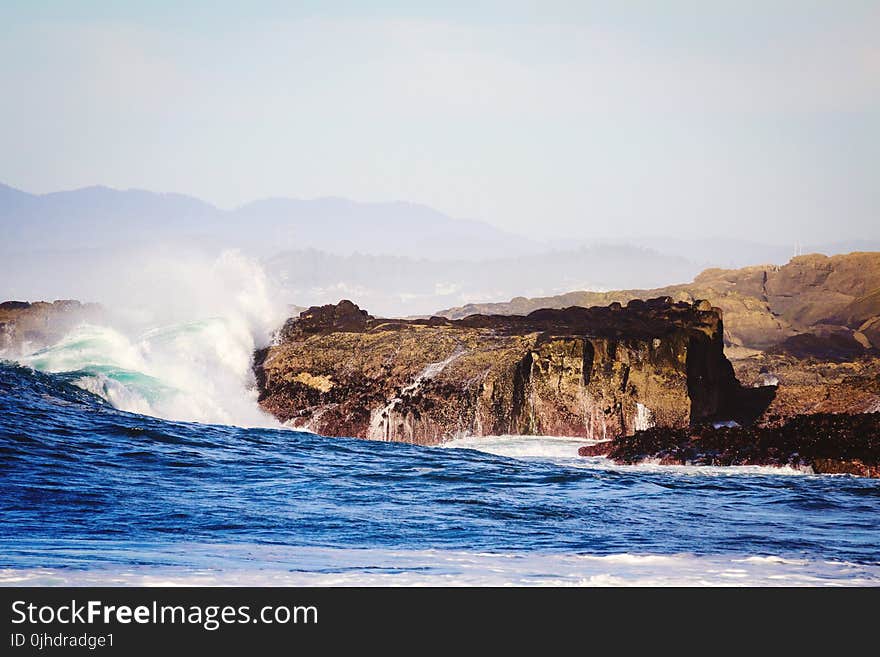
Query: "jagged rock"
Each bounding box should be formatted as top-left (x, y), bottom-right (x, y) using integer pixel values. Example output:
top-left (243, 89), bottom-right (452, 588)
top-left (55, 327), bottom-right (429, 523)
top-left (278, 299), bottom-right (373, 341)
top-left (578, 412), bottom-right (880, 478)
top-left (254, 299), bottom-right (772, 444)
top-left (732, 353), bottom-right (880, 421)
top-left (860, 317), bottom-right (880, 351)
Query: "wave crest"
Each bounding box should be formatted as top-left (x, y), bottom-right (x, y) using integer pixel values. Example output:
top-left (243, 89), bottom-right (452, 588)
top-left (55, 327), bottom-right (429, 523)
top-left (14, 250), bottom-right (286, 427)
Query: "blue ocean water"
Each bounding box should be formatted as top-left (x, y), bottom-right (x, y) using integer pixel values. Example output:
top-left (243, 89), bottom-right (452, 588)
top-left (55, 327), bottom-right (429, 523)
top-left (2, 362), bottom-right (880, 586)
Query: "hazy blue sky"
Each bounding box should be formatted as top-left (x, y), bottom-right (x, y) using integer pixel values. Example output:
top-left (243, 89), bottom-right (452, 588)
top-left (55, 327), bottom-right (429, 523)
top-left (1, 1), bottom-right (877, 244)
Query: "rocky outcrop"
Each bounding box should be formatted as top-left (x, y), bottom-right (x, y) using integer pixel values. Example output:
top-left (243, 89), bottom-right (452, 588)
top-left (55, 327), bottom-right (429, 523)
top-left (254, 299), bottom-right (770, 445)
top-left (732, 353), bottom-right (880, 422)
top-left (431, 252), bottom-right (880, 428)
top-left (768, 326), bottom-right (875, 362)
top-left (578, 413), bottom-right (880, 478)
top-left (435, 252), bottom-right (880, 354)
top-left (0, 300), bottom-right (103, 355)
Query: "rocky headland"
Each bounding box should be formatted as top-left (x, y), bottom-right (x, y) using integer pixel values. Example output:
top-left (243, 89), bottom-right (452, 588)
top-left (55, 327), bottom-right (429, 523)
top-left (4, 252), bottom-right (877, 477)
top-left (437, 252), bottom-right (880, 423)
top-left (254, 298), bottom-right (772, 445)
top-left (437, 252), bottom-right (880, 355)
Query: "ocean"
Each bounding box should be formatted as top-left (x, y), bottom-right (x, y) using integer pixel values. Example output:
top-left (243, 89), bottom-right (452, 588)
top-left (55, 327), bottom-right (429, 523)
top-left (2, 357), bottom-right (880, 586)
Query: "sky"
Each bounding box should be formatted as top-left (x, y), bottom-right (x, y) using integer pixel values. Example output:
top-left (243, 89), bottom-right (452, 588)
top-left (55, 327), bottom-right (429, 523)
top-left (1, 1), bottom-right (878, 244)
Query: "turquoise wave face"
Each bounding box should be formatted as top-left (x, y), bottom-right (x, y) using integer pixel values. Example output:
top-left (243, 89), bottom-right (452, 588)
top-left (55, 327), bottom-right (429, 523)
top-left (15, 319), bottom-right (277, 427)
top-left (21, 325), bottom-right (180, 410)
top-left (140, 318), bottom-right (226, 343)
top-left (56, 366), bottom-right (175, 407)
top-left (23, 329), bottom-right (132, 372)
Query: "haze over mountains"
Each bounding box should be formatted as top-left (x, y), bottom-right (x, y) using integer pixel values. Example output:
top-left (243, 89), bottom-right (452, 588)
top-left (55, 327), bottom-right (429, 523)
top-left (2, 182), bottom-right (878, 317)
top-left (0, 182), bottom-right (533, 260)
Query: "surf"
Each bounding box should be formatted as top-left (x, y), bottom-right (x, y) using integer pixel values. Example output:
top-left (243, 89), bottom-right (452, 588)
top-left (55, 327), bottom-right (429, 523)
top-left (6, 250), bottom-right (286, 427)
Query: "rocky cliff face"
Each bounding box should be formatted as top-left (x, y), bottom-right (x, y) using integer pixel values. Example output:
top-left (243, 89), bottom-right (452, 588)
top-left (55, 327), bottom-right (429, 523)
top-left (254, 299), bottom-right (766, 445)
top-left (0, 300), bottom-right (103, 356)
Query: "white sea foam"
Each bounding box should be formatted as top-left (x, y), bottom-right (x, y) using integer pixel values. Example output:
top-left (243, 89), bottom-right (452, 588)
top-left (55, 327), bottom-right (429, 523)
top-left (1, 545), bottom-right (876, 587)
top-left (441, 435), bottom-right (810, 476)
top-left (634, 402), bottom-right (654, 431)
top-left (441, 434), bottom-right (594, 461)
top-left (16, 250), bottom-right (286, 428)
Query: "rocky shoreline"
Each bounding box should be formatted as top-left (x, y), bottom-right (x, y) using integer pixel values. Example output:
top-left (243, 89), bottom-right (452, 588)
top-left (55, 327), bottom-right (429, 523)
top-left (253, 293), bottom-right (880, 477)
top-left (578, 412), bottom-right (880, 478)
top-left (436, 252), bottom-right (880, 357)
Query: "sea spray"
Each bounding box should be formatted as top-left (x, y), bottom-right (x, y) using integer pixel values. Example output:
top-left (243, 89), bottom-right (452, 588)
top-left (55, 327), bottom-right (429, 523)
top-left (16, 250), bottom-right (287, 427)
top-left (367, 347), bottom-right (465, 441)
top-left (634, 402), bottom-right (654, 432)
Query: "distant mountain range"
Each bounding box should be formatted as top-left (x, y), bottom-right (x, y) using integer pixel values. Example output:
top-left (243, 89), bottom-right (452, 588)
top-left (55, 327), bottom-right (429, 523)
top-left (4, 182), bottom-right (877, 264)
top-left (0, 182), bottom-right (533, 260)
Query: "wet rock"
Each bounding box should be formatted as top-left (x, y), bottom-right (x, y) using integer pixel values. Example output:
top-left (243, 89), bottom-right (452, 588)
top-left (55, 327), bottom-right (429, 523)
top-left (579, 412), bottom-right (880, 478)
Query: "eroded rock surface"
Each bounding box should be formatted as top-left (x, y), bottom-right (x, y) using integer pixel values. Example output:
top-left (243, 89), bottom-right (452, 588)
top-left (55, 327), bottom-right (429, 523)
top-left (255, 298), bottom-right (767, 444)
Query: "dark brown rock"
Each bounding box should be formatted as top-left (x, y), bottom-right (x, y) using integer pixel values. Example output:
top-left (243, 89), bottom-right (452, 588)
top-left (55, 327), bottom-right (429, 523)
top-left (768, 327), bottom-right (874, 362)
top-left (254, 298), bottom-right (772, 444)
top-left (278, 299), bottom-right (373, 340)
top-left (579, 412), bottom-right (880, 478)
top-left (732, 353), bottom-right (880, 422)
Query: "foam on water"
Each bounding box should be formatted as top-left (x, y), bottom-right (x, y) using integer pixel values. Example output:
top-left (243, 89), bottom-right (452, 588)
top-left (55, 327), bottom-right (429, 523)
top-left (442, 434), bottom-right (810, 476)
top-left (441, 434), bottom-right (595, 460)
top-left (1, 544), bottom-right (877, 587)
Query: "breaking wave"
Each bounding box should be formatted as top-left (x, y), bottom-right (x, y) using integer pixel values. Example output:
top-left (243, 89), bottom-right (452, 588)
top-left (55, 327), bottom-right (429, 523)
top-left (3, 546), bottom-right (878, 587)
top-left (10, 250), bottom-right (286, 427)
